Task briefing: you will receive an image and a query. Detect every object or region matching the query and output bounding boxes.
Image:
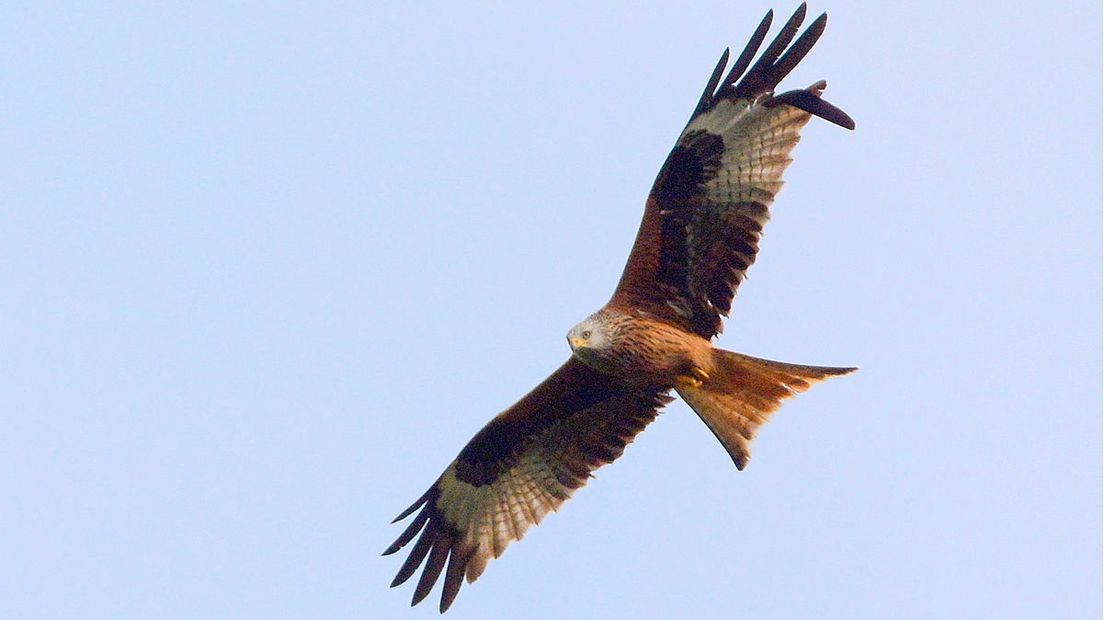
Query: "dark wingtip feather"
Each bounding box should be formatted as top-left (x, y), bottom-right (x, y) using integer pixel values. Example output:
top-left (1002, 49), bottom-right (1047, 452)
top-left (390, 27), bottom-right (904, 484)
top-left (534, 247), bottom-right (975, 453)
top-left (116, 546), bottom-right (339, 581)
top-left (383, 503), bottom-right (433, 556)
top-left (411, 536), bottom-right (451, 607)
top-left (438, 546), bottom-right (469, 613)
top-left (391, 488), bottom-right (432, 524)
top-left (771, 12), bottom-right (827, 83)
top-left (769, 87), bottom-right (855, 130)
top-left (390, 521), bottom-right (438, 588)
top-left (733, 3), bottom-right (807, 98)
top-left (794, 3), bottom-right (809, 22)
top-left (721, 9), bottom-right (774, 91)
top-left (692, 48), bottom-right (731, 118)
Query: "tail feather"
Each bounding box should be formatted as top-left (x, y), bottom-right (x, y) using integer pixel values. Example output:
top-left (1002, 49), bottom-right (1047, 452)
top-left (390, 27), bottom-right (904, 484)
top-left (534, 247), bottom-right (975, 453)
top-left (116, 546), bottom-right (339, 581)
top-left (676, 349), bottom-right (854, 469)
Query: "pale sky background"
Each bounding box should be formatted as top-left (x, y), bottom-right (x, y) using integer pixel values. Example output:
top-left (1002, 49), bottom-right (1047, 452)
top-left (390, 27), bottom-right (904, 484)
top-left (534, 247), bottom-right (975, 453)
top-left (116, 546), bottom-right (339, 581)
top-left (2, 2), bottom-right (1100, 619)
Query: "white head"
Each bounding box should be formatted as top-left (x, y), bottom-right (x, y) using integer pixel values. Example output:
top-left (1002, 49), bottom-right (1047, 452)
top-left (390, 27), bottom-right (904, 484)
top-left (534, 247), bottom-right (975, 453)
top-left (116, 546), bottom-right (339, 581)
top-left (566, 312), bottom-right (613, 357)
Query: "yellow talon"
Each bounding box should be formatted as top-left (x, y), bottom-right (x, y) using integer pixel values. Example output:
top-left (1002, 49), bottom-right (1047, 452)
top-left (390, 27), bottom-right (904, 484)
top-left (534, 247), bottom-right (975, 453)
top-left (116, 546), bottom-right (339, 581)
top-left (677, 367), bottom-right (709, 388)
top-left (691, 366), bottom-right (709, 383)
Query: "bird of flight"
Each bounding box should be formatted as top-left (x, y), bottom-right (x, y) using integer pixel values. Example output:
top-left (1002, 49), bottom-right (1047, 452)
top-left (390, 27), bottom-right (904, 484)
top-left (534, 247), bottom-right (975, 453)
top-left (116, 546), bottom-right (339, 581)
top-left (386, 4), bottom-right (855, 612)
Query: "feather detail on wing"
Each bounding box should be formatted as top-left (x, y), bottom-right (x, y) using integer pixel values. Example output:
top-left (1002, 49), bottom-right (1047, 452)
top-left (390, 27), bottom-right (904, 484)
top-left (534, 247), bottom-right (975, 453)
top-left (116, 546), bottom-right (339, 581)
top-left (384, 358), bottom-right (672, 612)
top-left (610, 4), bottom-right (854, 339)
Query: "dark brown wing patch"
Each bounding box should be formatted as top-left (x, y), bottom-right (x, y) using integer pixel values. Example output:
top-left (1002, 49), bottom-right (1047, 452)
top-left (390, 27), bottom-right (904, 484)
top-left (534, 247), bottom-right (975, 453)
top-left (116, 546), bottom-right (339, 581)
top-left (688, 200), bottom-right (767, 317)
top-left (652, 130), bottom-right (726, 332)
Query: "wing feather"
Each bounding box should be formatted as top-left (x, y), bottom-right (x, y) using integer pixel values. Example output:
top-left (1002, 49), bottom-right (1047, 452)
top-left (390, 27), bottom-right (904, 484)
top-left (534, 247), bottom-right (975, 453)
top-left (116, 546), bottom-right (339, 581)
top-left (721, 10), bottom-right (775, 93)
top-left (385, 358), bottom-right (672, 612)
top-left (610, 5), bottom-right (853, 339)
top-left (734, 3), bottom-right (808, 98)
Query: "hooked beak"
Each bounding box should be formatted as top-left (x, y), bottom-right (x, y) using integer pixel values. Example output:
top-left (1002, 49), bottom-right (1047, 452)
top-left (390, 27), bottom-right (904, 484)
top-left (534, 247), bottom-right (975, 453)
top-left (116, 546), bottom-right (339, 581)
top-left (568, 336), bottom-right (586, 351)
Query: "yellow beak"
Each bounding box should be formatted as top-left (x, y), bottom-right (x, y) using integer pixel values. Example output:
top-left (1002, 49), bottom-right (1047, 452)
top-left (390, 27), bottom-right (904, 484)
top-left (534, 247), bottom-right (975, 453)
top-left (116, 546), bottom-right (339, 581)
top-left (569, 337), bottom-right (586, 350)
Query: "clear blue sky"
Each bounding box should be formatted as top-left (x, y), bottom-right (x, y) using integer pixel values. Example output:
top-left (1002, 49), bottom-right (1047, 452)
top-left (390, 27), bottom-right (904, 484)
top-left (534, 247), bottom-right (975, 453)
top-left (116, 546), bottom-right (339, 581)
top-left (2, 2), bottom-right (1100, 619)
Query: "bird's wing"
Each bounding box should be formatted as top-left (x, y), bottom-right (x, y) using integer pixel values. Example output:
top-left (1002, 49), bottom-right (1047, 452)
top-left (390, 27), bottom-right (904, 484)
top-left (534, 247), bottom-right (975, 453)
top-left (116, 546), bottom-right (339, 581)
top-left (384, 357), bottom-right (671, 612)
top-left (609, 4), bottom-right (854, 339)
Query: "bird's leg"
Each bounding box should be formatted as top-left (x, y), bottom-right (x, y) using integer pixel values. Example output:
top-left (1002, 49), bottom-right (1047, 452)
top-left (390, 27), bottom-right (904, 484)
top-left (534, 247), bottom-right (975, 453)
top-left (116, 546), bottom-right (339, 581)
top-left (676, 365), bottom-right (710, 388)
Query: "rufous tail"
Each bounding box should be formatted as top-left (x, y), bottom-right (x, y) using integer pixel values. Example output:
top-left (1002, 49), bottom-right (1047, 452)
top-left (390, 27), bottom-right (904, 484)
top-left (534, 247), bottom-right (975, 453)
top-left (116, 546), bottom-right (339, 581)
top-left (675, 349), bottom-right (855, 470)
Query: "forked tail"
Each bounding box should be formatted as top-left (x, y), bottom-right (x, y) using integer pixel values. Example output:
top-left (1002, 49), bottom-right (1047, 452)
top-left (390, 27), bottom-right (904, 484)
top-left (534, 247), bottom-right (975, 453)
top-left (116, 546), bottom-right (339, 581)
top-left (676, 349), bottom-right (855, 469)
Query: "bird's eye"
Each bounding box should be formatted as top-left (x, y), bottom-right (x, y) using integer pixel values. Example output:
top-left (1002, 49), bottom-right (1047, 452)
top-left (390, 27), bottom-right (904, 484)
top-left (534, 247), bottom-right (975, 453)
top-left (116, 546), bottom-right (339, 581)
top-left (581, 330), bottom-right (591, 339)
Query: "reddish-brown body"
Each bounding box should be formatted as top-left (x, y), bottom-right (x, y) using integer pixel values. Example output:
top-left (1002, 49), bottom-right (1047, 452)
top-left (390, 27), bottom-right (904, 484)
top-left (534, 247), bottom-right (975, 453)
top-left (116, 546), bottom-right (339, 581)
top-left (572, 308), bottom-right (713, 386)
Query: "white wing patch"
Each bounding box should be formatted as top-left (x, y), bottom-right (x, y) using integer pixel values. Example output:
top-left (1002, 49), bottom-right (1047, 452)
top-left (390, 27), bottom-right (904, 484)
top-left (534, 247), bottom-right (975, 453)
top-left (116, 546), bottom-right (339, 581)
top-left (685, 98), bottom-right (753, 135)
top-left (684, 99), bottom-right (812, 207)
top-left (433, 431), bottom-right (582, 583)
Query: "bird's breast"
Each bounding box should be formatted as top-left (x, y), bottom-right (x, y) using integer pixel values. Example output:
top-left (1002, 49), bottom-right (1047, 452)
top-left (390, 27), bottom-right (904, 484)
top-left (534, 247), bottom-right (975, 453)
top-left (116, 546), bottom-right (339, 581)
top-left (580, 317), bottom-right (709, 386)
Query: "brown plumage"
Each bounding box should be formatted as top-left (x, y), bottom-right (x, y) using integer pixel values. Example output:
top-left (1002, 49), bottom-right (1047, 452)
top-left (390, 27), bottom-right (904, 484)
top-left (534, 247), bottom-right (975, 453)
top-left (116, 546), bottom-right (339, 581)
top-left (385, 4), bottom-right (856, 612)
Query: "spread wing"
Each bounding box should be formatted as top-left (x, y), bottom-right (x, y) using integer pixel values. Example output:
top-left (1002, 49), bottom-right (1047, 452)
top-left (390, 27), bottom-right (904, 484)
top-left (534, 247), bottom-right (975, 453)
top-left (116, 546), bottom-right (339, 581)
top-left (609, 4), bottom-right (854, 339)
top-left (384, 358), bottom-right (672, 612)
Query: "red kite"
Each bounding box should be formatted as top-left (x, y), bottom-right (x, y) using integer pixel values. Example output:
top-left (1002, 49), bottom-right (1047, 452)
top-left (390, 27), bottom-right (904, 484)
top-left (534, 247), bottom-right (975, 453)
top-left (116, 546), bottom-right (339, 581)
top-left (385, 4), bottom-right (855, 612)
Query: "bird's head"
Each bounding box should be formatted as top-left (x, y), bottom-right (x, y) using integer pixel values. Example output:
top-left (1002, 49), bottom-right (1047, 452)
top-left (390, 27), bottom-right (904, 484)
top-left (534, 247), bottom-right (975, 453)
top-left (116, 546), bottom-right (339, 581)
top-left (566, 312), bottom-right (613, 357)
